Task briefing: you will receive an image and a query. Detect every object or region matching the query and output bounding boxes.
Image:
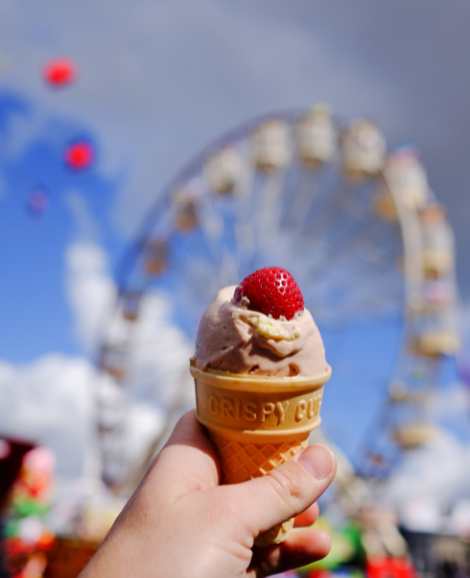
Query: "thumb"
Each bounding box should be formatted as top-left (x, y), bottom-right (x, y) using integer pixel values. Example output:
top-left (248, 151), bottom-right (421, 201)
top-left (227, 444), bottom-right (336, 539)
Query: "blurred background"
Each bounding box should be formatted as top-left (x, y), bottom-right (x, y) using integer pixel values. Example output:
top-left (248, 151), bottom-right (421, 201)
top-left (1, 1), bottom-right (470, 577)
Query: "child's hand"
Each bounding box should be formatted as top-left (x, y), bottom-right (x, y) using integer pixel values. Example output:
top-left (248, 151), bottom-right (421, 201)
top-left (80, 410), bottom-right (336, 578)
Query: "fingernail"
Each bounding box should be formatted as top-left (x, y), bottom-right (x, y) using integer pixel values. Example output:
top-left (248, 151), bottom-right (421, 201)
top-left (296, 444), bottom-right (334, 480)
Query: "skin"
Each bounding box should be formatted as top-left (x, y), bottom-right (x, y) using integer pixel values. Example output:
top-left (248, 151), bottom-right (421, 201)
top-left (79, 410), bottom-right (337, 578)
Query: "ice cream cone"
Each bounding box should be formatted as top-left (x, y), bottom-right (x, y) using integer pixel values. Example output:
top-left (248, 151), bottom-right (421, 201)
top-left (190, 360), bottom-right (332, 547)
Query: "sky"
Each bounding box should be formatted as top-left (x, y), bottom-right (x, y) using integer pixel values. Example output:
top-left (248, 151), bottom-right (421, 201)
top-left (1, 0), bottom-right (470, 510)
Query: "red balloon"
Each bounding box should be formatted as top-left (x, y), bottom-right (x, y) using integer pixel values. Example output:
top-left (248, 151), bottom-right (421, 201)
top-left (44, 58), bottom-right (76, 86)
top-left (65, 142), bottom-right (94, 170)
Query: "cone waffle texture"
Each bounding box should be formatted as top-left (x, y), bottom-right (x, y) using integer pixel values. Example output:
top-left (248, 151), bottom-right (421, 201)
top-left (209, 431), bottom-right (309, 485)
top-left (191, 362), bottom-right (331, 546)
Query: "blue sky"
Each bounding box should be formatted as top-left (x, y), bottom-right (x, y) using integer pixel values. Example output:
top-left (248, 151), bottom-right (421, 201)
top-left (2, 0), bottom-right (469, 361)
top-left (0, 92), bottom-right (123, 361)
top-left (1, 0), bottom-right (470, 507)
top-left (2, 0), bottom-right (470, 359)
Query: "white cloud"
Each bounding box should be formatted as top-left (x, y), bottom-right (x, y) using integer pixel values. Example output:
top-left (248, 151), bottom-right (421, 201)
top-left (125, 402), bottom-right (165, 470)
top-left (65, 241), bottom-right (116, 354)
top-left (63, 192), bottom-right (194, 406)
top-left (0, 201), bottom-right (193, 480)
top-left (0, 249), bottom-right (193, 479)
top-left (384, 429), bottom-right (470, 508)
top-left (62, 236), bottom-right (194, 480)
top-left (60, 190), bottom-right (193, 481)
top-left (125, 291), bottom-right (195, 407)
top-left (384, 383), bottom-right (470, 512)
top-left (0, 354), bottom-right (97, 477)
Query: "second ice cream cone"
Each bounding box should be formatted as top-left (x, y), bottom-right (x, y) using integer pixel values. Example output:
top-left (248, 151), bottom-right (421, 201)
top-left (190, 361), bottom-right (332, 546)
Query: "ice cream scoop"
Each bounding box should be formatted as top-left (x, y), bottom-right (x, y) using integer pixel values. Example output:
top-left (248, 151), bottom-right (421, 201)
top-left (194, 285), bottom-right (327, 377)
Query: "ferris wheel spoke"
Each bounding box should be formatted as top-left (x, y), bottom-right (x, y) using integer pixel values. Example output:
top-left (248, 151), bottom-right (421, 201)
top-left (184, 254), bottom-right (224, 300)
top-left (259, 173), bottom-right (285, 238)
top-left (340, 229), bottom-right (399, 269)
top-left (283, 169), bottom-right (317, 230)
top-left (232, 151), bottom-right (256, 273)
top-left (333, 293), bottom-right (403, 320)
top-left (329, 202), bottom-right (397, 258)
top-left (339, 262), bottom-right (402, 298)
top-left (315, 209), bottom-right (398, 264)
top-left (194, 199), bottom-right (242, 287)
top-left (330, 276), bottom-right (403, 313)
top-left (252, 172), bottom-right (286, 265)
top-left (353, 240), bottom-right (401, 271)
top-left (235, 174), bottom-right (264, 271)
top-left (116, 369), bottom-right (192, 493)
top-left (275, 174), bottom-right (346, 267)
top-left (309, 284), bottom-right (403, 320)
top-left (303, 184), bottom-right (356, 243)
top-left (302, 239), bottom-right (398, 291)
top-left (276, 171), bottom-right (326, 262)
top-left (300, 178), bottom-right (347, 239)
top-left (304, 178), bottom-right (382, 249)
top-left (305, 260), bottom-right (403, 318)
top-left (197, 203), bottom-right (226, 267)
top-left (332, 364), bottom-right (393, 389)
top-left (182, 235), bottom-right (218, 278)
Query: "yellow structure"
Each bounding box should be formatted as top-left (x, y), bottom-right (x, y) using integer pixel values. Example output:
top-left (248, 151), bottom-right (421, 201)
top-left (295, 104), bottom-right (336, 167)
top-left (204, 146), bottom-right (242, 194)
top-left (341, 119), bottom-right (386, 181)
top-left (251, 119), bottom-right (291, 172)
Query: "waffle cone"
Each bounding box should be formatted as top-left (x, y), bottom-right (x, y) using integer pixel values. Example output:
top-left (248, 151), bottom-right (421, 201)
top-left (190, 361), bottom-right (331, 547)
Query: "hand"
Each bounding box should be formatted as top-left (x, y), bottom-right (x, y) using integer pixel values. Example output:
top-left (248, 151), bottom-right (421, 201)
top-left (79, 410), bottom-right (336, 578)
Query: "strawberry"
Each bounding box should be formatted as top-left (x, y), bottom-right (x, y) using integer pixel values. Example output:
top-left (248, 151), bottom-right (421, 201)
top-left (233, 267), bottom-right (304, 321)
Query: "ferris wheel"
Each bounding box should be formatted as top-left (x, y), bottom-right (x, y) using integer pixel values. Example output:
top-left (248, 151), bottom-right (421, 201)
top-left (95, 105), bottom-right (461, 493)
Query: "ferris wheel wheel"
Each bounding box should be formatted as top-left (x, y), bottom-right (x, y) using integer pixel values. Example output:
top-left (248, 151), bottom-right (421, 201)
top-left (95, 105), bottom-right (461, 493)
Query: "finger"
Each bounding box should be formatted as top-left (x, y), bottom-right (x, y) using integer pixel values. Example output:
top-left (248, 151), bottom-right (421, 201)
top-left (249, 528), bottom-right (331, 578)
top-left (227, 444), bottom-right (336, 539)
top-left (143, 410), bottom-right (220, 501)
top-left (294, 502), bottom-right (319, 528)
